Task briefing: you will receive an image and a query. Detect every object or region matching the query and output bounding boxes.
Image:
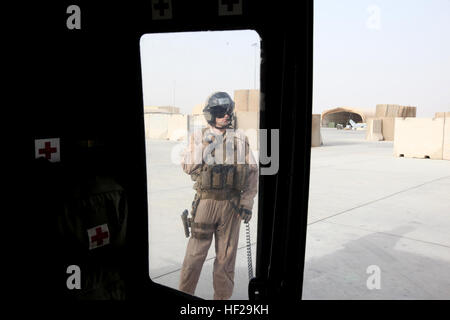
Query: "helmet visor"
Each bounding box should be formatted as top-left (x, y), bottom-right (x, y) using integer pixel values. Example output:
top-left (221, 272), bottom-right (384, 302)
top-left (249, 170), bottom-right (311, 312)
top-left (211, 105), bottom-right (232, 118)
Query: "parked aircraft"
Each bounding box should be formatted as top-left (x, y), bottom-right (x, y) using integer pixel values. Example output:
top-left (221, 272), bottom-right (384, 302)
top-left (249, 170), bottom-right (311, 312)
top-left (349, 119), bottom-right (367, 130)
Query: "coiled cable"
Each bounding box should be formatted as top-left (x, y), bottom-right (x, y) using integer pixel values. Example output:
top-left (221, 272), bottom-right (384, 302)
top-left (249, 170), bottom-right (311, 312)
top-left (245, 222), bottom-right (254, 280)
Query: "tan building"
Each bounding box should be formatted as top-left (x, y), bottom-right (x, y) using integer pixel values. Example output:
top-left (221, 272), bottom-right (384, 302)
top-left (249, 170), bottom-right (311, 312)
top-left (144, 105), bottom-right (180, 114)
top-left (375, 104), bottom-right (416, 118)
top-left (192, 103), bottom-right (206, 115)
top-left (233, 90), bottom-right (260, 152)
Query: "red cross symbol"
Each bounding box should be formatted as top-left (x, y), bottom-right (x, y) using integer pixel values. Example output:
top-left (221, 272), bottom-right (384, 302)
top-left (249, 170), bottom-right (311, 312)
top-left (221, 0), bottom-right (240, 11)
top-left (90, 227), bottom-right (109, 246)
top-left (38, 141), bottom-right (57, 160)
top-left (154, 0), bottom-right (169, 16)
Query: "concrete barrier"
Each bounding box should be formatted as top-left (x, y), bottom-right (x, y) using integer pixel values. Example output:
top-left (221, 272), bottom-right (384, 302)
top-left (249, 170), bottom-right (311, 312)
top-left (444, 116), bottom-right (450, 160)
top-left (435, 112), bottom-right (450, 118)
top-left (367, 105), bottom-right (416, 142)
top-left (144, 113), bottom-right (170, 139)
top-left (192, 103), bottom-right (205, 115)
top-left (168, 114), bottom-right (188, 141)
top-left (436, 112), bottom-right (450, 160)
top-left (235, 111), bottom-right (259, 152)
top-left (145, 113), bottom-right (189, 141)
top-left (393, 118), bottom-right (445, 160)
top-left (188, 114), bottom-right (208, 131)
top-left (366, 119), bottom-right (384, 141)
top-left (365, 117), bottom-right (398, 141)
top-left (234, 89), bottom-right (260, 112)
top-left (311, 114), bottom-right (322, 147)
top-left (380, 117), bottom-right (397, 141)
top-left (248, 90), bottom-right (260, 112)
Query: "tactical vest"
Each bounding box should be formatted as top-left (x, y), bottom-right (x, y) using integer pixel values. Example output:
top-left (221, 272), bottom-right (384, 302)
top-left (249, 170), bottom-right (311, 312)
top-left (193, 127), bottom-right (249, 200)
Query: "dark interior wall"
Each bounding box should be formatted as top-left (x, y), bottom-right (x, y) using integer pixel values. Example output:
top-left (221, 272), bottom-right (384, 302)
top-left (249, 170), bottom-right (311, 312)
top-left (17, 0), bottom-right (313, 303)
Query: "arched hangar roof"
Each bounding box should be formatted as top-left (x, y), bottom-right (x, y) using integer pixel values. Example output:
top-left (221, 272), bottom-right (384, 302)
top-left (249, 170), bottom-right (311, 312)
top-left (321, 107), bottom-right (375, 123)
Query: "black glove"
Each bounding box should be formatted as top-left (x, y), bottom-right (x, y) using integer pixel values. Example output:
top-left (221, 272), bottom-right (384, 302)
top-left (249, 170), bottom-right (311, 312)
top-left (239, 207), bottom-right (252, 224)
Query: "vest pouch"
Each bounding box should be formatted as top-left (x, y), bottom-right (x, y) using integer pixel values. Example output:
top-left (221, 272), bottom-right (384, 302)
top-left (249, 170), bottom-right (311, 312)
top-left (224, 165), bottom-right (235, 189)
top-left (234, 164), bottom-right (248, 191)
top-left (201, 165), bottom-right (212, 189)
top-left (211, 165), bottom-right (224, 189)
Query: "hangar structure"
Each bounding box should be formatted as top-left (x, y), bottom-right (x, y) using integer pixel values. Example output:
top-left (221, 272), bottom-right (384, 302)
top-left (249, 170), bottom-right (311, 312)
top-left (321, 107), bottom-right (375, 127)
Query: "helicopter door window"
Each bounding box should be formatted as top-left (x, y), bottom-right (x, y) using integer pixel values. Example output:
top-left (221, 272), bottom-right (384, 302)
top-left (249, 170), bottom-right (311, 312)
top-left (139, 30), bottom-right (261, 300)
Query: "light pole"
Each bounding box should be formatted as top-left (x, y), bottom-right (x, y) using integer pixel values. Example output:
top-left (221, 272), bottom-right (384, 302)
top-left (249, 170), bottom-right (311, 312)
top-left (173, 80), bottom-right (176, 107)
top-left (251, 42), bottom-right (258, 90)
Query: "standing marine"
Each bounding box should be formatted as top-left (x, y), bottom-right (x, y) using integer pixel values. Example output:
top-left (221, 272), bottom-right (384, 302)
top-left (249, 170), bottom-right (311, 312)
top-left (179, 91), bottom-right (258, 300)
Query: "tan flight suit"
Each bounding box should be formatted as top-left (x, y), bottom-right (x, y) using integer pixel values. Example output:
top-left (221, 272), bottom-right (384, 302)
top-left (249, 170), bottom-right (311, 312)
top-left (179, 126), bottom-right (258, 300)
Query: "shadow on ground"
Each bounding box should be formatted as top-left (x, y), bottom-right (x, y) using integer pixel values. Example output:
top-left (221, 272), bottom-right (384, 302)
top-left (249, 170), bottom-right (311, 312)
top-left (302, 225), bottom-right (450, 300)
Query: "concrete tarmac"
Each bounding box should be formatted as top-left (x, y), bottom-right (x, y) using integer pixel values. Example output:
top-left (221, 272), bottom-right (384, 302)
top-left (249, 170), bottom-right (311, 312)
top-left (303, 128), bottom-right (450, 300)
top-left (145, 128), bottom-right (450, 300)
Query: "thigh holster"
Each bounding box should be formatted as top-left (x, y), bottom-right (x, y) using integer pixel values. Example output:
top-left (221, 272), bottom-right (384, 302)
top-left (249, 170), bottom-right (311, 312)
top-left (190, 222), bottom-right (218, 240)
